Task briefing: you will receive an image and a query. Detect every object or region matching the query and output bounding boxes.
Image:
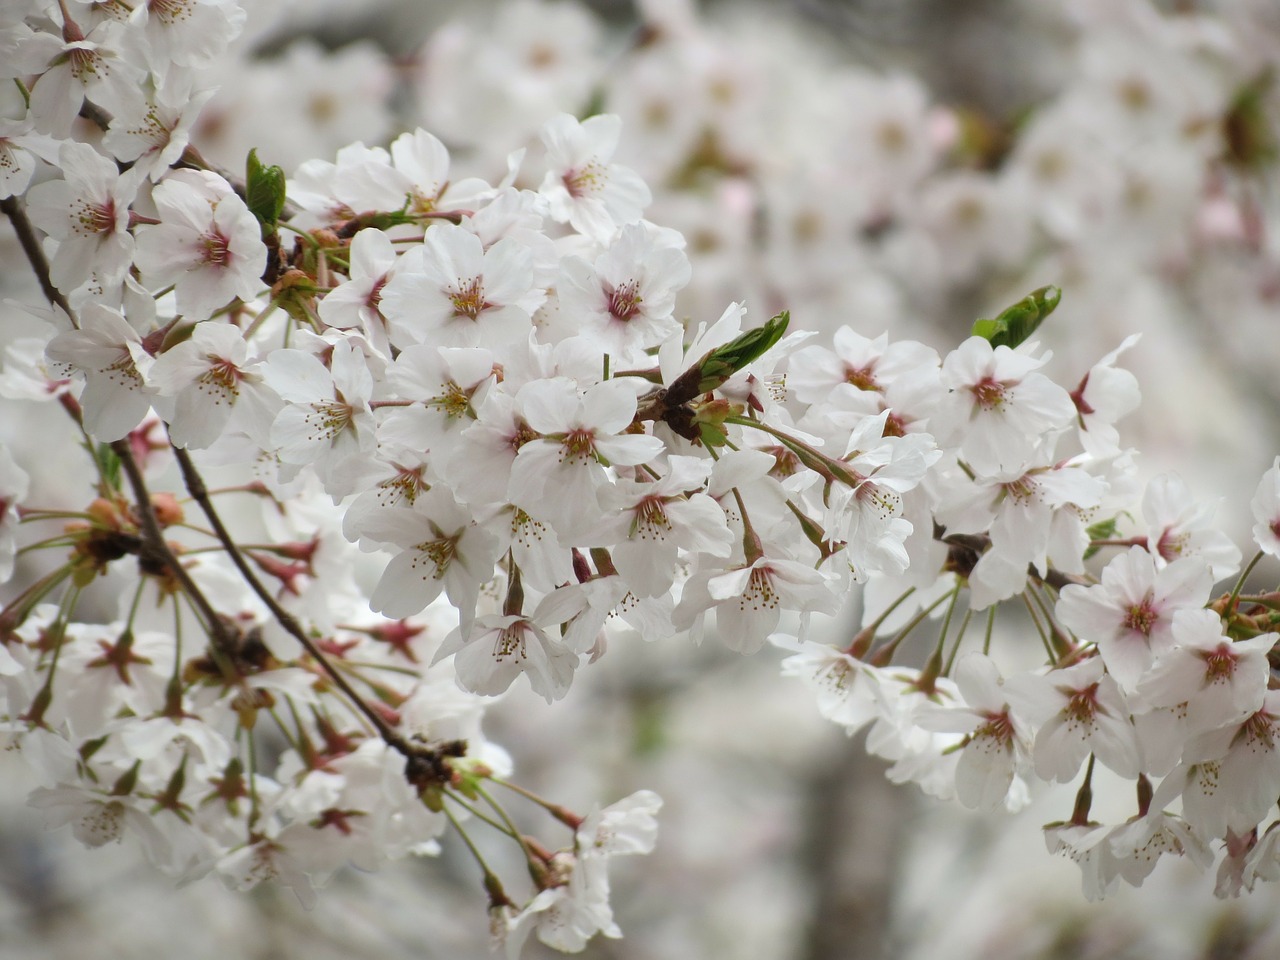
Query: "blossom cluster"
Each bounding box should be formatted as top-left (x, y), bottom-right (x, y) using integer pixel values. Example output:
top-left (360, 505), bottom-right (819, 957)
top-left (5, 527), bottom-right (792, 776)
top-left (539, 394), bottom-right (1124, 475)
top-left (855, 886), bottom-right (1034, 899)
top-left (2, 0), bottom-right (1280, 953)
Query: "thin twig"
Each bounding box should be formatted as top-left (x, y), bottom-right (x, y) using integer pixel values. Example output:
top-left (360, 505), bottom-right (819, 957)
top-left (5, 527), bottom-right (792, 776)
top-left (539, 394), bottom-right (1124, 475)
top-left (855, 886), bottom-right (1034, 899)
top-left (0, 196), bottom-right (76, 325)
top-left (171, 446), bottom-right (417, 758)
top-left (110, 440), bottom-right (237, 651)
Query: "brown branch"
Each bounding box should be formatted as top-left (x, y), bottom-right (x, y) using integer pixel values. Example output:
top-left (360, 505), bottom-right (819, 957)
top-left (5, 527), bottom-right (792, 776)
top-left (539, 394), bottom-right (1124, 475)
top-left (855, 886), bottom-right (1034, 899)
top-left (110, 440), bottom-right (240, 653)
top-left (171, 446), bottom-right (419, 759)
top-left (1, 196), bottom-right (76, 325)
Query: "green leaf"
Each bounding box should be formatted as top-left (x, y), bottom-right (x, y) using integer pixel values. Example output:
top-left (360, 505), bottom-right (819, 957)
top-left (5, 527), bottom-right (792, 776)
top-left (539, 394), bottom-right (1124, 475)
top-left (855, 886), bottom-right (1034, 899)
top-left (971, 285), bottom-right (1061, 349)
top-left (245, 148), bottom-right (286, 238)
top-left (667, 311), bottom-right (790, 404)
top-left (1083, 516), bottom-right (1119, 561)
top-left (95, 442), bottom-right (121, 491)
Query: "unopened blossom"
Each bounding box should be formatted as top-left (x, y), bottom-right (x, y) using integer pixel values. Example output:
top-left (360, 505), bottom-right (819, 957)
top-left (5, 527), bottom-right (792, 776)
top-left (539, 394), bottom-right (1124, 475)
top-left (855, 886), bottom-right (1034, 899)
top-left (45, 303), bottom-right (154, 442)
top-left (24, 141), bottom-right (140, 293)
top-left (1251, 456), bottom-right (1280, 558)
top-left (379, 224), bottom-right (538, 349)
top-left (134, 169), bottom-right (267, 321)
top-left (539, 113), bottom-right (651, 241)
top-left (1055, 546), bottom-right (1213, 692)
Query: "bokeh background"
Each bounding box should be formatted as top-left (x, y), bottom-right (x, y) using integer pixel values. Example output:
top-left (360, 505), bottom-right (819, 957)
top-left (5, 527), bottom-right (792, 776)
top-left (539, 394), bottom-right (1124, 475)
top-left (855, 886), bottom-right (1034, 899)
top-left (3, 0), bottom-right (1280, 957)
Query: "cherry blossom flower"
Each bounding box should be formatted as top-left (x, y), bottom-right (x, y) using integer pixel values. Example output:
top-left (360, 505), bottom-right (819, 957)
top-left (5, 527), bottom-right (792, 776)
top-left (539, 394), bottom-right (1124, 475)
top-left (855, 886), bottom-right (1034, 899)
top-left (1141, 473), bottom-right (1240, 579)
top-left (575, 790), bottom-right (662, 858)
top-left (24, 141), bottom-right (140, 293)
top-left (773, 635), bottom-right (883, 735)
top-left (129, 0), bottom-right (247, 75)
top-left (1055, 546), bottom-right (1213, 692)
top-left (102, 76), bottom-right (216, 182)
top-left (316, 227), bottom-right (399, 354)
top-left (1251, 456), bottom-right (1280, 558)
top-left (504, 852), bottom-right (619, 956)
top-left (434, 608), bottom-right (577, 703)
top-left (262, 340), bottom-right (377, 496)
top-left (379, 224), bottom-right (538, 348)
top-left (363, 489), bottom-right (500, 628)
top-left (12, 17), bottom-right (145, 136)
top-left (673, 551), bottom-right (841, 655)
top-left (149, 321), bottom-right (277, 449)
top-left (507, 378), bottom-right (664, 539)
top-left (921, 654), bottom-right (1032, 809)
top-left (538, 113), bottom-right (651, 241)
top-left (591, 455), bottom-right (732, 597)
top-left (1152, 692), bottom-right (1280, 840)
top-left (0, 118), bottom-right (60, 199)
top-left (557, 223), bottom-right (690, 362)
top-left (134, 169), bottom-right (268, 321)
top-left (45, 303), bottom-right (154, 441)
top-left (1136, 608), bottom-right (1272, 734)
top-left (1070, 335), bottom-right (1141, 457)
top-left (1005, 656), bottom-right (1140, 782)
top-left (934, 336), bottom-right (1076, 475)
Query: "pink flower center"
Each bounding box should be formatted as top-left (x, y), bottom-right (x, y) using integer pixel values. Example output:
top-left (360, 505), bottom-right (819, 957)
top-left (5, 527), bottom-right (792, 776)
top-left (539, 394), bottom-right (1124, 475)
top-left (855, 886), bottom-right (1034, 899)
top-left (69, 47), bottom-right (107, 84)
top-left (739, 566), bottom-right (780, 611)
top-left (562, 427), bottom-right (597, 461)
top-left (1199, 644), bottom-right (1239, 682)
top-left (977, 709), bottom-right (1015, 747)
top-left (970, 377), bottom-right (1006, 410)
top-left (855, 480), bottom-right (901, 520)
top-left (1063, 683), bottom-right (1100, 724)
top-left (633, 496), bottom-right (671, 536)
top-left (607, 279), bottom-right (643, 321)
top-left (563, 161), bottom-right (606, 199)
top-left (200, 229), bottom-right (231, 267)
top-left (367, 276), bottom-right (387, 312)
top-left (1122, 593), bottom-right (1158, 637)
top-left (73, 197), bottom-right (116, 237)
